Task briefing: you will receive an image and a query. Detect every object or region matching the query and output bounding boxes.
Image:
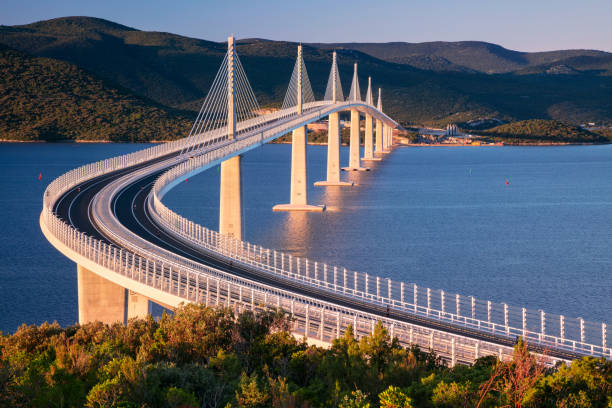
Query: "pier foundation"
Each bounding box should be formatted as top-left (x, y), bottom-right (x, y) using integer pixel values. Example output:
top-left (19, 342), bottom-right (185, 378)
top-left (274, 126), bottom-right (325, 211)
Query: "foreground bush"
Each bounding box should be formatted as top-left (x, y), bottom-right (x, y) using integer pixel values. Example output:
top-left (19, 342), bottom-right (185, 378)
top-left (0, 304), bottom-right (609, 407)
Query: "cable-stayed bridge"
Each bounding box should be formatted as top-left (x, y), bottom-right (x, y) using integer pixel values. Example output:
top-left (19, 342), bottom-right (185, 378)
top-left (41, 37), bottom-right (610, 367)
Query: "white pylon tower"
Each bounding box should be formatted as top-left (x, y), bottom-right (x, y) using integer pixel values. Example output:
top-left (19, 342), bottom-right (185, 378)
top-left (342, 63), bottom-right (368, 171)
top-left (365, 76), bottom-right (373, 106)
top-left (315, 51), bottom-right (353, 186)
top-left (347, 63), bottom-right (361, 102)
top-left (324, 51), bottom-right (344, 102)
top-left (274, 44), bottom-right (324, 211)
top-left (227, 36), bottom-right (236, 140)
top-left (362, 77), bottom-right (379, 161)
top-left (219, 36), bottom-right (247, 239)
top-left (180, 36), bottom-right (261, 156)
top-left (282, 44), bottom-right (315, 113)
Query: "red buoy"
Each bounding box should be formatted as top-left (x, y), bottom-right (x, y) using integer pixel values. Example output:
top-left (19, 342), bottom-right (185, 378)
top-left (506, 178), bottom-right (510, 185)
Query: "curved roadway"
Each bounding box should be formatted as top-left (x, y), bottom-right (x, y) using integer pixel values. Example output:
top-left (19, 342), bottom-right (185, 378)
top-left (50, 151), bottom-right (585, 362)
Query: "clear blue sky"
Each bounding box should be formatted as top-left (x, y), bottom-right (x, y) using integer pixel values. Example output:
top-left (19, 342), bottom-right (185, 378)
top-left (2, 0), bottom-right (611, 52)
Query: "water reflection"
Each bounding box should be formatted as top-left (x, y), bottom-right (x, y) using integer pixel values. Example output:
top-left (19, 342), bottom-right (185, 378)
top-left (279, 211), bottom-right (312, 257)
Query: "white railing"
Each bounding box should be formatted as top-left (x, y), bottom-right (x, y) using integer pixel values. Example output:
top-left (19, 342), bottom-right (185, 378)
top-left (40, 100), bottom-right (607, 366)
top-left (42, 208), bottom-right (549, 367)
top-left (148, 117), bottom-right (611, 361)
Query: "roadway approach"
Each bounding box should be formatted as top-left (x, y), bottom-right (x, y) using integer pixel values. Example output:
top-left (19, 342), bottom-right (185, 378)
top-left (53, 151), bottom-right (585, 362)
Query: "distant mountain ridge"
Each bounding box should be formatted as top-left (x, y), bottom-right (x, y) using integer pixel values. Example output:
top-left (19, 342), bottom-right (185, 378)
top-left (310, 41), bottom-right (612, 74)
top-left (0, 16), bottom-right (611, 132)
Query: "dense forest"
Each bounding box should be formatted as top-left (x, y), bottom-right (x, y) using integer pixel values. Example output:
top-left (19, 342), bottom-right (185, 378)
top-left (0, 44), bottom-right (193, 141)
top-left (1, 304), bottom-right (610, 407)
top-left (476, 119), bottom-right (609, 144)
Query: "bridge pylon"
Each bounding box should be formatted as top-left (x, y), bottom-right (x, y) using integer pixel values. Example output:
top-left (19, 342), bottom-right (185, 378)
top-left (342, 63), bottom-right (369, 172)
top-left (362, 77), bottom-right (381, 162)
top-left (375, 88), bottom-right (384, 154)
top-left (315, 51), bottom-right (353, 187)
top-left (274, 44), bottom-right (325, 211)
top-left (376, 88), bottom-right (391, 155)
top-left (219, 36), bottom-right (244, 238)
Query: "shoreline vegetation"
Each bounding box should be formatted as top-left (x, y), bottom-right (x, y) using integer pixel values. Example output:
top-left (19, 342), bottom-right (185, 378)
top-left (1, 304), bottom-right (609, 408)
top-left (3, 120), bottom-right (611, 146)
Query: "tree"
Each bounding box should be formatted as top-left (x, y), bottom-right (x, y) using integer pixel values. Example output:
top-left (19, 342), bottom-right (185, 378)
top-left (339, 389), bottom-right (370, 408)
top-left (379, 385), bottom-right (413, 408)
top-left (431, 381), bottom-right (471, 408)
top-left (475, 338), bottom-right (547, 408)
top-left (526, 357), bottom-right (611, 407)
top-left (235, 373), bottom-right (269, 408)
top-left (166, 386), bottom-right (199, 408)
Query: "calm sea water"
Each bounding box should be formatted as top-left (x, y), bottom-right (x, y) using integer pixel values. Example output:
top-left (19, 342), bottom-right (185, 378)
top-left (1, 143), bottom-right (611, 333)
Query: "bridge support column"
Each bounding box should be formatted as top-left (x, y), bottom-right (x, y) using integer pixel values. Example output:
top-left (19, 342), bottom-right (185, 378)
top-left (314, 112), bottom-right (353, 187)
top-left (362, 113), bottom-right (380, 162)
top-left (382, 124), bottom-right (392, 153)
top-left (274, 126), bottom-right (325, 212)
top-left (127, 291), bottom-right (150, 320)
top-left (375, 118), bottom-right (384, 155)
top-left (342, 110), bottom-right (369, 171)
top-left (77, 265), bottom-right (126, 325)
top-left (219, 155), bottom-right (243, 239)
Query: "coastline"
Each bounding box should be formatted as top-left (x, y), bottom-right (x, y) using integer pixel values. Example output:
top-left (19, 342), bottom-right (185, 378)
top-left (1, 139), bottom-right (608, 147)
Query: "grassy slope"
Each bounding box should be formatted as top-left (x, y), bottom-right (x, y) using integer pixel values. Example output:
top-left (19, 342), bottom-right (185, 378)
top-left (0, 44), bottom-right (192, 141)
top-left (1, 17), bottom-right (611, 130)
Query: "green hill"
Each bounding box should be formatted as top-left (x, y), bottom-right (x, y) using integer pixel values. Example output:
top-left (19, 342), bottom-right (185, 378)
top-left (0, 43), bottom-right (192, 141)
top-left (1, 16), bottom-right (612, 131)
top-left (477, 119), bottom-right (609, 144)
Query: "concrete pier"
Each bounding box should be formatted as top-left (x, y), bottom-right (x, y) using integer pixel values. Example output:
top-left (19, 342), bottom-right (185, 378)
top-left (127, 290), bottom-right (150, 320)
top-left (314, 111), bottom-right (353, 186)
top-left (274, 126), bottom-right (325, 212)
top-left (342, 110), bottom-right (369, 171)
top-left (375, 118), bottom-right (383, 154)
top-left (219, 155), bottom-right (243, 238)
top-left (362, 113), bottom-right (381, 162)
top-left (275, 44), bottom-right (325, 211)
top-left (380, 124), bottom-right (391, 153)
top-left (77, 265), bottom-right (126, 325)
top-left (218, 36), bottom-right (245, 236)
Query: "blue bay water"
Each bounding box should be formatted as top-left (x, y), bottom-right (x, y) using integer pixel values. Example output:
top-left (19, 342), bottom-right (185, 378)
top-left (0, 142), bottom-right (611, 333)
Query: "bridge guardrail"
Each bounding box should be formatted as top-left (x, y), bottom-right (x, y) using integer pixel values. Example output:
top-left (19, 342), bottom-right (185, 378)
top-left (149, 113), bottom-right (611, 361)
top-left (44, 204), bottom-right (532, 367)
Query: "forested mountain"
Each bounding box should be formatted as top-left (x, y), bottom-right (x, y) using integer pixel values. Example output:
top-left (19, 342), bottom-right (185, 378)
top-left (0, 43), bottom-right (192, 141)
top-left (0, 16), bottom-right (611, 142)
